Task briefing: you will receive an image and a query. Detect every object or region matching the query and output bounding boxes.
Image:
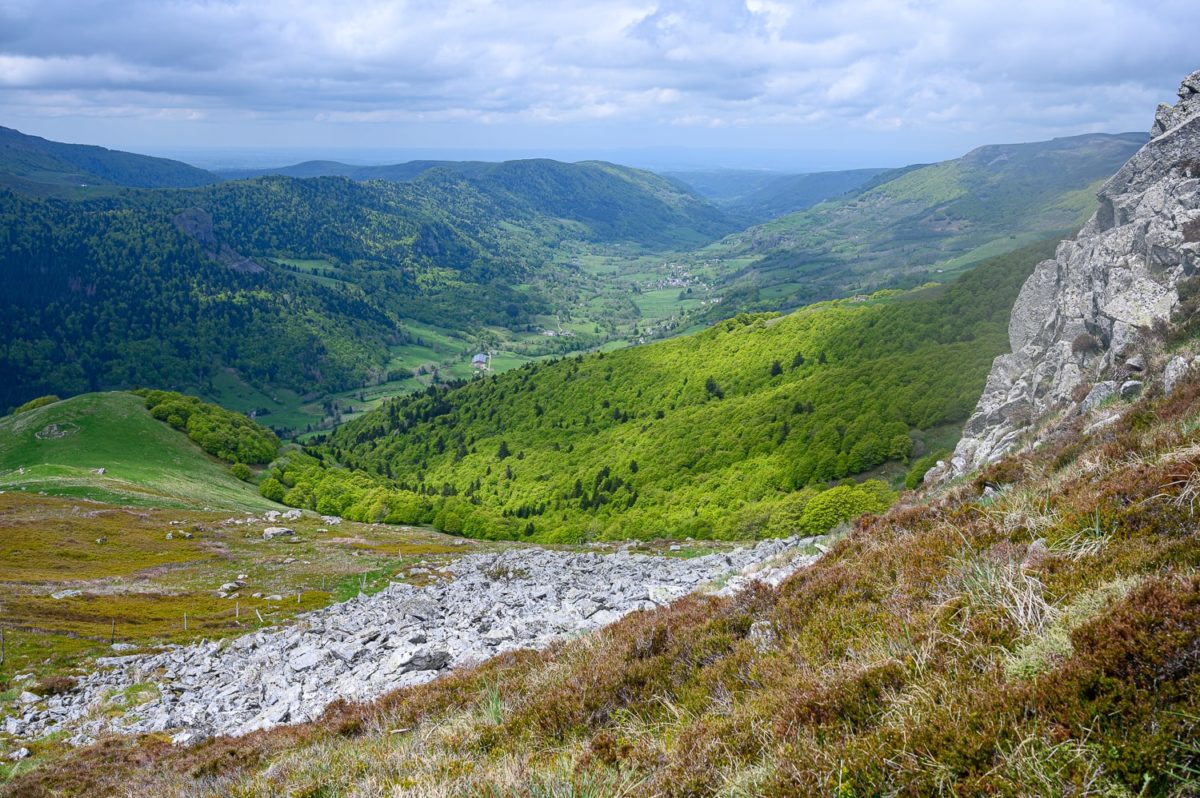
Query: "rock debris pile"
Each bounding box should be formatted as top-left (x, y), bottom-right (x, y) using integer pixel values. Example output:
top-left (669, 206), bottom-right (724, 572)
top-left (13, 537), bottom-right (820, 746)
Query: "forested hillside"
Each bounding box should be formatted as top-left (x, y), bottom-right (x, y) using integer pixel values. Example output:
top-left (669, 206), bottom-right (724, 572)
top-left (220, 158), bottom-right (733, 247)
top-left (0, 126), bottom-right (219, 196)
top-left (269, 242), bottom-right (1053, 542)
top-left (691, 132), bottom-right (1145, 316)
top-left (0, 152), bottom-right (736, 416)
top-left (0, 186), bottom-right (410, 413)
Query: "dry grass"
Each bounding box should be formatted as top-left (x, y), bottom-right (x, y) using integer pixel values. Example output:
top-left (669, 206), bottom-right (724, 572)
top-left (987, 487), bottom-right (1060, 536)
top-left (953, 556), bottom-right (1059, 637)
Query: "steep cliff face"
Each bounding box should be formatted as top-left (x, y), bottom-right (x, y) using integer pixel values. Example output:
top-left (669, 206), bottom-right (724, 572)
top-left (943, 69), bottom-right (1200, 477)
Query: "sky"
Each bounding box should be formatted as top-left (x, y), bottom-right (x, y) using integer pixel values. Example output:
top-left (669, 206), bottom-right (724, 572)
top-left (1, 0), bottom-right (1197, 171)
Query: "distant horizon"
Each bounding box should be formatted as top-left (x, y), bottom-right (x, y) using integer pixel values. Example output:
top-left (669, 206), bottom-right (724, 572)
top-left (2, 114), bottom-right (1164, 175)
top-left (5, 124), bottom-right (1150, 175)
top-left (151, 144), bottom-right (919, 174)
top-left (3, 1), bottom-right (1194, 176)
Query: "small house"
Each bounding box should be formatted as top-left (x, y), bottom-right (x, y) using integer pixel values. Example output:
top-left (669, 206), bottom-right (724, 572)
top-left (472, 353), bottom-right (490, 370)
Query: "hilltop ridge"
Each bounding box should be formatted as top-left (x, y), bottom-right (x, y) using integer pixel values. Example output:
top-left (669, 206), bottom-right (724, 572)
top-left (0, 126), bottom-right (218, 195)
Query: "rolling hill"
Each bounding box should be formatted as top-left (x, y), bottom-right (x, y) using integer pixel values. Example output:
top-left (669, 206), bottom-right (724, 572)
top-left (0, 126), bottom-right (219, 197)
top-left (690, 132), bottom-right (1147, 317)
top-left (0, 392), bottom-right (278, 510)
top-left (218, 158), bottom-right (484, 182)
top-left (222, 157), bottom-right (734, 247)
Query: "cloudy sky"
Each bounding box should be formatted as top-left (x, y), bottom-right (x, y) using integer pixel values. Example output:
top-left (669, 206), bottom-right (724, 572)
top-left (1, 0), bottom-right (1197, 170)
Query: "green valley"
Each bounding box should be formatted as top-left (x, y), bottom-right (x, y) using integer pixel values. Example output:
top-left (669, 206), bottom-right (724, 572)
top-left (0, 127), bottom-right (1142, 445)
top-left (273, 241), bottom-right (1052, 542)
top-left (684, 132), bottom-right (1145, 317)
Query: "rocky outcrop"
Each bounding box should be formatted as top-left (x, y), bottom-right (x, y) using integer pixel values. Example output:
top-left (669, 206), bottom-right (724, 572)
top-left (10, 537), bottom-right (820, 746)
top-left (172, 207), bottom-right (264, 274)
top-left (942, 69), bottom-right (1200, 477)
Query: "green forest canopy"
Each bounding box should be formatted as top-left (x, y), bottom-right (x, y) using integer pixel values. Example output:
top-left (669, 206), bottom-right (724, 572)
top-left (136, 389), bottom-right (280, 465)
top-left (263, 240), bottom-right (1052, 543)
top-left (0, 159), bottom-right (734, 415)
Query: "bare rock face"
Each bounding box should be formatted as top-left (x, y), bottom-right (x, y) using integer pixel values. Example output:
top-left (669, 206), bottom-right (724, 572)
top-left (944, 69), bottom-right (1200, 477)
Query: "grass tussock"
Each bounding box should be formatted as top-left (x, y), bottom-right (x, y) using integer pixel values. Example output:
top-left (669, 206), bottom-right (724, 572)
top-left (7, 373), bottom-right (1200, 797)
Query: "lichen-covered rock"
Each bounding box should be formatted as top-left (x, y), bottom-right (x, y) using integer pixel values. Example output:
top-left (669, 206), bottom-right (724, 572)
top-left (1119, 380), bottom-right (1144, 399)
top-left (948, 69), bottom-right (1200, 476)
top-left (1082, 381), bottom-right (1119, 412)
top-left (1164, 354), bottom-right (1199, 395)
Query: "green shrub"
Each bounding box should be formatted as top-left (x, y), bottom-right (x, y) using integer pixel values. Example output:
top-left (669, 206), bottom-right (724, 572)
top-left (11, 394), bottom-right (61, 415)
top-left (136, 390), bottom-right (279, 464)
top-left (259, 476), bottom-right (286, 502)
top-left (798, 480), bottom-right (895, 535)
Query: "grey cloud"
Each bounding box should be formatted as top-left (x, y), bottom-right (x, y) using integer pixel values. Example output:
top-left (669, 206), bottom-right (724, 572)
top-left (0, 0), bottom-right (1196, 153)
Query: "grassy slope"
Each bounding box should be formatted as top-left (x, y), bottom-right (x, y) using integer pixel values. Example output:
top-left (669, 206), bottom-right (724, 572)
top-left (12, 320), bottom-right (1200, 798)
top-left (0, 393), bottom-right (276, 510)
top-left (310, 242), bottom-right (1050, 543)
top-left (694, 132), bottom-right (1145, 315)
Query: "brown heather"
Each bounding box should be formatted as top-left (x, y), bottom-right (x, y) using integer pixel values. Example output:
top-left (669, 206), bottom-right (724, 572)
top-left (7, 377), bottom-right (1200, 797)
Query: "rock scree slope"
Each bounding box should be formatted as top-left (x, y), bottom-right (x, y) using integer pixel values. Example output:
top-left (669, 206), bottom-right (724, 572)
top-left (12, 536), bottom-right (820, 746)
top-left (944, 68), bottom-right (1200, 476)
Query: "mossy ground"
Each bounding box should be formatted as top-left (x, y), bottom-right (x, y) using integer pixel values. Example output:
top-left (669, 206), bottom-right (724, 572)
top-left (9, 368), bottom-right (1199, 797)
top-left (0, 489), bottom-right (494, 778)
